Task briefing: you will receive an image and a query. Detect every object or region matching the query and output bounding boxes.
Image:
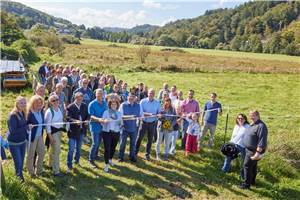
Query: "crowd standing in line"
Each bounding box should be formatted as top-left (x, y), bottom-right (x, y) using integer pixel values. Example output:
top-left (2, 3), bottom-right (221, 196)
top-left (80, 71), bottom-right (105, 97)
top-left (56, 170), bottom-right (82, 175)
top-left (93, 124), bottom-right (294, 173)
top-left (1, 61), bottom-right (268, 190)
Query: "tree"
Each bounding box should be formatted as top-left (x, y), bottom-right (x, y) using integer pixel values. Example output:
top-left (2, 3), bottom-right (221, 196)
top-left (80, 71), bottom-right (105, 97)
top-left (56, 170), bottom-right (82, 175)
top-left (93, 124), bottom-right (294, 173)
top-left (136, 46), bottom-right (151, 64)
top-left (186, 35), bottom-right (199, 48)
top-left (156, 34), bottom-right (177, 46)
top-left (1, 12), bottom-right (25, 46)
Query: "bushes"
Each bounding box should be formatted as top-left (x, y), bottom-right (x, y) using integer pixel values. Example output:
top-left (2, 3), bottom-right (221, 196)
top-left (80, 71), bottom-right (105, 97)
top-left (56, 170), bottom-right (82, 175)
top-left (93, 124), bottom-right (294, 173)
top-left (26, 25), bottom-right (65, 56)
top-left (136, 45), bottom-right (151, 64)
top-left (11, 39), bottom-right (39, 62)
top-left (1, 43), bottom-right (20, 60)
top-left (61, 35), bottom-right (80, 44)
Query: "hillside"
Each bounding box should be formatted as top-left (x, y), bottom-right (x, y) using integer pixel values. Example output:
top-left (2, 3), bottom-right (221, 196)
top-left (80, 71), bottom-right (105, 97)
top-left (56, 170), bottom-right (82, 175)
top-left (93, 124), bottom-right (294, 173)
top-left (147, 1), bottom-right (300, 55)
top-left (1, 0), bottom-right (84, 35)
top-left (1, 1), bottom-right (158, 39)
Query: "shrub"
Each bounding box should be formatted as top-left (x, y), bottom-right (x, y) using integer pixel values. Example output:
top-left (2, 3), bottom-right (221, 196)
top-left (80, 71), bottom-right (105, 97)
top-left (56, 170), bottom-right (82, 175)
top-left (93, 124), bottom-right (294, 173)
top-left (136, 45), bottom-right (151, 64)
top-left (1, 43), bottom-right (20, 60)
top-left (11, 39), bottom-right (39, 62)
top-left (61, 35), bottom-right (80, 44)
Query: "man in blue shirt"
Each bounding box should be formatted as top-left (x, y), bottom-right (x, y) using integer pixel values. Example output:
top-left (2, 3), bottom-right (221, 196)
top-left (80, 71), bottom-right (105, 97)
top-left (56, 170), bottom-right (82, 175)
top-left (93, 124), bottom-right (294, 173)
top-left (118, 92), bottom-right (142, 162)
top-left (88, 89), bottom-right (107, 168)
top-left (200, 92), bottom-right (222, 148)
top-left (135, 89), bottom-right (161, 160)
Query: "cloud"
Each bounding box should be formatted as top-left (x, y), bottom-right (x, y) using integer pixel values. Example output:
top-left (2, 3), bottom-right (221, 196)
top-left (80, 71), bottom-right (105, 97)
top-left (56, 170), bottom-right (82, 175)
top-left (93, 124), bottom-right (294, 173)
top-left (142, 0), bottom-right (179, 10)
top-left (69, 8), bottom-right (149, 28)
top-left (143, 0), bottom-right (161, 9)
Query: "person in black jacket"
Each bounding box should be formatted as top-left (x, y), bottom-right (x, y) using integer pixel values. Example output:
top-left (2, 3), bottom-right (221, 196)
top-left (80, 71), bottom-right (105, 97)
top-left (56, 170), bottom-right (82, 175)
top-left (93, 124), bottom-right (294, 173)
top-left (66, 92), bottom-right (89, 171)
top-left (239, 110), bottom-right (268, 189)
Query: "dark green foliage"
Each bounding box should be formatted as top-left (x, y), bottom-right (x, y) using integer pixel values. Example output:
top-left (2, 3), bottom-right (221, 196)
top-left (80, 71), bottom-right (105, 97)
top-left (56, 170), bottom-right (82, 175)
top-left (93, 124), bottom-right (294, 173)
top-left (0, 11), bottom-right (25, 46)
top-left (11, 39), bottom-right (39, 62)
top-left (61, 35), bottom-right (81, 44)
top-left (148, 1), bottom-right (300, 56)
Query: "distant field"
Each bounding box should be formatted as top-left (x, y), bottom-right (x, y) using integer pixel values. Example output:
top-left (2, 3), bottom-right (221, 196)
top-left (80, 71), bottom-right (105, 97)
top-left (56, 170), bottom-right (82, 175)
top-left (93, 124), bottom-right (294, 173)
top-left (1, 72), bottom-right (300, 200)
top-left (82, 39), bottom-right (300, 63)
top-left (34, 38), bottom-right (300, 74)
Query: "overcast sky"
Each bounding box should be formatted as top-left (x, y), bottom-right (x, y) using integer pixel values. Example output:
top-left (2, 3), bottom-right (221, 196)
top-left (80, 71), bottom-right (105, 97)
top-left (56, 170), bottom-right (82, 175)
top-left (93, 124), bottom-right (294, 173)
top-left (15, 0), bottom-right (250, 28)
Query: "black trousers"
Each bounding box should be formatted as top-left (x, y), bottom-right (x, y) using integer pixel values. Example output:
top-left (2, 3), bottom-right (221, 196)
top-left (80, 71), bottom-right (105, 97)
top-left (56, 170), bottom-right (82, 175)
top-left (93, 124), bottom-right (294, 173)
top-left (135, 121), bottom-right (156, 157)
top-left (102, 131), bottom-right (120, 164)
top-left (243, 148), bottom-right (258, 187)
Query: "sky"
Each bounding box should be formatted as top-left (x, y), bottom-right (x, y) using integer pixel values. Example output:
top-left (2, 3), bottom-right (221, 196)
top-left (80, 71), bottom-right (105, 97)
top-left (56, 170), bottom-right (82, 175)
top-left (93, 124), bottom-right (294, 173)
top-left (14, 0), bottom-right (250, 28)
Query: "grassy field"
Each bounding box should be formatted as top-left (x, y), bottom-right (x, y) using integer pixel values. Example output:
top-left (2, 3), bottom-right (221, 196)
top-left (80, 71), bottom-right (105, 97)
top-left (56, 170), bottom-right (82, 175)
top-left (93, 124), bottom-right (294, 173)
top-left (1, 71), bottom-right (300, 199)
top-left (1, 39), bottom-right (300, 199)
top-left (34, 39), bottom-right (300, 74)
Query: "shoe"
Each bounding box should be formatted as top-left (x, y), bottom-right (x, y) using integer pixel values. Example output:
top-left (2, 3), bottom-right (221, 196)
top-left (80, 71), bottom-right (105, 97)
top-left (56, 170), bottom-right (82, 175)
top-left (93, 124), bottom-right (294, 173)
top-left (145, 155), bottom-right (150, 161)
top-left (89, 161), bottom-right (97, 169)
top-left (118, 158), bottom-right (124, 162)
top-left (109, 159), bottom-right (114, 166)
top-left (95, 155), bottom-right (101, 161)
top-left (19, 176), bottom-right (25, 183)
top-left (163, 155), bottom-right (169, 161)
top-left (130, 157), bottom-right (137, 162)
top-left (67, 167), bottom-right (73, 172)
top-left (83, 136), bottom-right (90, 144)
top-left (54, 173), bottom-right (64, 177)
top-left (74, 162), bottom-right (81, 167)
top-left (104, 164), bottom-right (109, 173)
top-left (239, 183), bottom-right (250, 189)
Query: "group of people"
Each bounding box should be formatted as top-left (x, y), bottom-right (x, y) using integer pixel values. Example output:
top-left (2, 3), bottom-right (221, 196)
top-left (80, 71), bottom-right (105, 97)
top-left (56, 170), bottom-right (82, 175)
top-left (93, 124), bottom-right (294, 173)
top-left (1, 61), bottom-right (268, 190)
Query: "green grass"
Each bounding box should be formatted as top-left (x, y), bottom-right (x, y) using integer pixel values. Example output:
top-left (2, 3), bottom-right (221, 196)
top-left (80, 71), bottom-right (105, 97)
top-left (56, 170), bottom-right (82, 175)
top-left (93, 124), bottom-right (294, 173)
top-left (82, 39), bottom-right (300, 63)
top-left (1, 72), bottom-right (300, 199)
top-left (33, 39), bottom-right (300, 74)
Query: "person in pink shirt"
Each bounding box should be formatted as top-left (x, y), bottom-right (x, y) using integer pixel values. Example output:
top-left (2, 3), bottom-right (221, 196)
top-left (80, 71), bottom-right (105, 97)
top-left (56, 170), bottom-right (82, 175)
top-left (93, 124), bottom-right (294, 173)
top-left (180, 90), bottom-right (200, 149)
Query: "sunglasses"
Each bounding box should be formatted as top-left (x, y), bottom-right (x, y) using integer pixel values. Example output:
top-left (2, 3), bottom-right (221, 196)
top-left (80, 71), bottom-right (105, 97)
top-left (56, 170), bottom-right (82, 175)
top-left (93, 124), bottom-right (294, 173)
top-left (51, 99), bottom-right (59, 103)
top-left (238, 117), bottom-right (244, 120)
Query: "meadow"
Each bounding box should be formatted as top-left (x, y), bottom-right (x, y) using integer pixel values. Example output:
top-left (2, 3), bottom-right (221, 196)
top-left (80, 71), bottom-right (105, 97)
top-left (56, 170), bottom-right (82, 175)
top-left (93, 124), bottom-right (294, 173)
top-left (1, 39), bottom-right (300, 200)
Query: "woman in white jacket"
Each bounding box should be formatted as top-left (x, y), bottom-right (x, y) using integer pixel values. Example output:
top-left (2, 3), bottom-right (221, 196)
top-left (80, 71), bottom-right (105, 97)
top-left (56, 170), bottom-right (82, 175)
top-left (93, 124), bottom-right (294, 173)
top-left (222, 113), bottom-right (249, 177)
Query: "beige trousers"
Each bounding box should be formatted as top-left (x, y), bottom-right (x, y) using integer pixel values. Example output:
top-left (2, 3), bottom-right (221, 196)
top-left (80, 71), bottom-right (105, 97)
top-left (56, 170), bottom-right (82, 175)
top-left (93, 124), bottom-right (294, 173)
top-left (26, 136), bottom-right (46, 175)
top-left (48, 132), bottom-right (62, 174)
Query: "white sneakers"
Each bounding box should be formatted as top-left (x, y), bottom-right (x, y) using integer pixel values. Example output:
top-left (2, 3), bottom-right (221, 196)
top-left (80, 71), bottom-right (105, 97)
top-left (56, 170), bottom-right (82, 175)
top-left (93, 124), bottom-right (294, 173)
top-left (104, 160), bottom-right (115, 173)
top-left (104, 164), bottom-right (109, 173)
top-left (109, 159), bottom-right (114, 166)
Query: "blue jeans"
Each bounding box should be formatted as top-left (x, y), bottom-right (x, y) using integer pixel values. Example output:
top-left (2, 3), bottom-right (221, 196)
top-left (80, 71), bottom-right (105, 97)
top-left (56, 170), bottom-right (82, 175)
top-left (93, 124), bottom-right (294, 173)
top-left (89, 131), bottom-right (102, 161)
top-left (9, 142), bottom-right (26, 179)
top-left (222, 144), bottom-right (245, 178)
top-left (169, 130), bottom-right (179, 154)
top-left (119, 130), bottom-right (137, 160)
top-left (67, 134), bottom-right (83, 168)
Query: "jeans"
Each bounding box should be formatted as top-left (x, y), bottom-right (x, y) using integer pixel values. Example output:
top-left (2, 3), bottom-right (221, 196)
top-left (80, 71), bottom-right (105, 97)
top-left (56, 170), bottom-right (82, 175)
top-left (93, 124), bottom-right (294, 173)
top-left (156, 130), bottom-right (172, 158)
top-left (89, 131), bottom-right (102, 161)
top-left (169, 130), bottom-right (179, 154)
top-left (67, 134), bottom-right (83, 168)
top-left (135, 121), bottom-right (157, 157)
top-left (9, 142), bottom-right (26, 179)
top-left (222, 144), bottom-right (245, 179)
top-left (243, 148), bottom-right (258, 187)
top-left (200, 122), bottom-right (216, 148)
top-left (119, 130), bottom-right (137, 160)
top-left (102, 131), bottom-right (120, 164)
top-left (181, 119), bottom-right (188, 149)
